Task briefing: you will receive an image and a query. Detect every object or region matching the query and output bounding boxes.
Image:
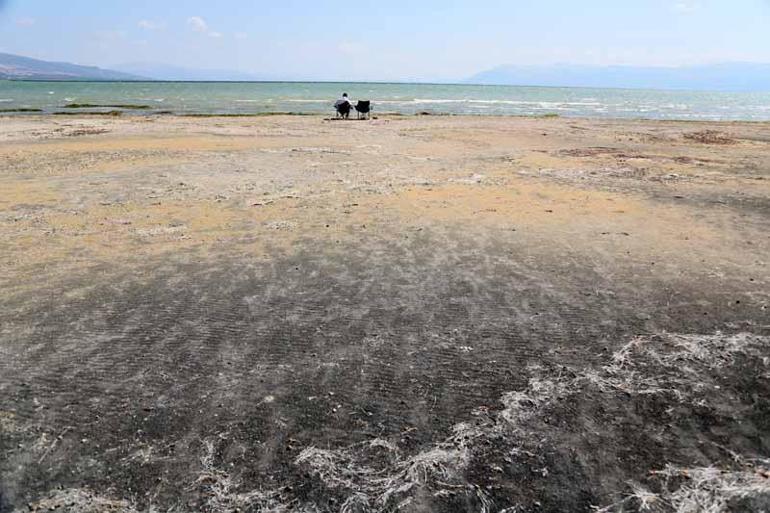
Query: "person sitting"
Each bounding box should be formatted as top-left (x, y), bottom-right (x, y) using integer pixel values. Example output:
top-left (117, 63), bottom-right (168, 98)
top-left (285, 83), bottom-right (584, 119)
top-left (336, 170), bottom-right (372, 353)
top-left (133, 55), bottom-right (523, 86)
top-left (334, 93), bottom-right (352, 119)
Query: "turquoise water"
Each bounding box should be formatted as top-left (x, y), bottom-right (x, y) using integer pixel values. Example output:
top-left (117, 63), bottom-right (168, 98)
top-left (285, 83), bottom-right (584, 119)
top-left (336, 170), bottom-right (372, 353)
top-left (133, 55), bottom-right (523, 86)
top-left (2, 81), bottom-right (770, 120)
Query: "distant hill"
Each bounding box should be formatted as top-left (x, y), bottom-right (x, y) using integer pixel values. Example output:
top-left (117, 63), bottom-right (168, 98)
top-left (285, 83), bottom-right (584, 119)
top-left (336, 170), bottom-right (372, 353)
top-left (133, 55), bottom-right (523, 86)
top-left (115, 62), bottom-right (272, 82)
top-left (0, 53), bottom-right (145, 81)
top-left (466, 63), bottom-right (770, 92)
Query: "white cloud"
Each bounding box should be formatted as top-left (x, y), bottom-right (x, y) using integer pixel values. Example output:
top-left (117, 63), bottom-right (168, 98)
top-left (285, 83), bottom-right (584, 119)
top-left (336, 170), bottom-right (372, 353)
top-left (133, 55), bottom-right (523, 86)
top-left (138, 19), bottom-right (165, 30)
top-left (187, 16), bottom-right (222, 38)
top-left (15, 17), bottom-right (36, 27)
top-left (187, 16), bottom-right (209, 33)
top-left (673, 1), bottom-right (700, 13)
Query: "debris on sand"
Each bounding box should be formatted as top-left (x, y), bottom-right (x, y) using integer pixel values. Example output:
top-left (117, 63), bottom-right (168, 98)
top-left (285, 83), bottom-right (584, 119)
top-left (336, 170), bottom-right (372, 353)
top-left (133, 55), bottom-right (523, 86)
top-left (245, 331), bottom-right (766, 512)
top-left (18, 488), bottom-right (140, 513)
top-left (193, 439), bottom-right (292, 513)
top-left (264, 220), bottom-right (297, 231)
top-left (558, 147), bottom-right (620, 157)
top-left (65, 128), bottom-right (111, 137)
top-left (237, 332), bottom-right (770, 512)
top-left (450, 174), bottom-right (485, 184)
top-left (8, 329), bottom-right (769, 512)
top-left (294, 427), bottom-right (491, 512)
top-left (597, 461), bottom-right (770, 513)
top-left (684, 130), bottom-right (736, 145)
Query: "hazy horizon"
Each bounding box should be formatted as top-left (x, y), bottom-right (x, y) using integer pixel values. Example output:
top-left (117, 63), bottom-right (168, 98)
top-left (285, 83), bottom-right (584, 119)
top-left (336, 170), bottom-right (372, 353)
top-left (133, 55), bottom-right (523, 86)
top-left (2, 0), bottom-right (770, 83)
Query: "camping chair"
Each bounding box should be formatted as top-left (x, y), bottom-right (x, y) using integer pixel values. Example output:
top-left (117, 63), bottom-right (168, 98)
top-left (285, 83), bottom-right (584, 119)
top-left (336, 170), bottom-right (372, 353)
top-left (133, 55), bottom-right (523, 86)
top-left (336, 102), bottom-right (351, 119)
top-left (355, 100), bottom-right (371, 120)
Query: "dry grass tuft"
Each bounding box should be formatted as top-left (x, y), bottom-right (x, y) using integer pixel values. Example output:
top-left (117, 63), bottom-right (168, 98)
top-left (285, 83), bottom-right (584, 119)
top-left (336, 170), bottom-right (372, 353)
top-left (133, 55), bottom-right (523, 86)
top-left (18, 488), bottom-right (140, 513)
top-left (572, 332), bottom-right (765, 404)
top-left (596, 460), bottom-right (770, 512)
top-left (651, 462), bottom-right (770, 513)
top-left (19, 333), bottom-right (766, 512)
top-left (683, 130), bottom-right (736, 145)
top-left (294, 332), bottom-right (768, 512)
top-left (294, 421), bottom-right (491, 512)
top-left (193, 439), bottom-right (295, 513)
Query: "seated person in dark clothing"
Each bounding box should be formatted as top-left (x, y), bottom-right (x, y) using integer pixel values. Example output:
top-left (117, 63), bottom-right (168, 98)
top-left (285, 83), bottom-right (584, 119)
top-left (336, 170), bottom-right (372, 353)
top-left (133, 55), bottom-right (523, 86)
top-left (334, 93), bottom-right (352, 118)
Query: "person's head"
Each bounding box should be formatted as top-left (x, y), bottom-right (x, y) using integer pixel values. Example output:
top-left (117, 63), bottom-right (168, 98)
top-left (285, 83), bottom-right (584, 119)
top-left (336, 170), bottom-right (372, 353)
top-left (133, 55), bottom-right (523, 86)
top-left (342, 93), bottom-right (348, 98)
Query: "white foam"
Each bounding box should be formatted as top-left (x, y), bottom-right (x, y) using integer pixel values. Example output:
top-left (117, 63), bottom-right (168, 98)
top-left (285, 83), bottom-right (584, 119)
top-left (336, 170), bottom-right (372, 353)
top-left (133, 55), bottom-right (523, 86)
top-left (411, 98), bottom-right (463, 103)
top-left (401, 99), bottom-right (607, 107)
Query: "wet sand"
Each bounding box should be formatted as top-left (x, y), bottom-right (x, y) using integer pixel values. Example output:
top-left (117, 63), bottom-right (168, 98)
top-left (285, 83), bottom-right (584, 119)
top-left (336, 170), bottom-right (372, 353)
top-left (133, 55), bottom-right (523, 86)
top-left (1, 114), bottom-right (769, 512)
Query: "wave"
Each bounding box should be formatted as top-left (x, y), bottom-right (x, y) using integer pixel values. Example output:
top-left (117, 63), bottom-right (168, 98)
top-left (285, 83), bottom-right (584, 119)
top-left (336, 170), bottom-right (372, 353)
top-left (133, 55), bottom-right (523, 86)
top-left (411, 99), bottom-right (606, 107)
top-left (2, 82), bottom-right (769, 120)
top-left (243, 97), bottom-right (610, 108)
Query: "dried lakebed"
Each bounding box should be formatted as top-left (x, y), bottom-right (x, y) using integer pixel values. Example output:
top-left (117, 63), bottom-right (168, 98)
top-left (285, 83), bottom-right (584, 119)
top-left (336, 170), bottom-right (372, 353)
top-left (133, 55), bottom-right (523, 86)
top-left (1, 114), bottom-right (769, 512)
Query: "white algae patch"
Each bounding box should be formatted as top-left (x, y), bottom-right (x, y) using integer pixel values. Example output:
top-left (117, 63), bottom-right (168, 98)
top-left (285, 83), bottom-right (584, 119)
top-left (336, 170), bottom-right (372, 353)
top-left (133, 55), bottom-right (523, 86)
top-left (11, 333), bottom-right (770, 512)
top-left (194, 332), bottom-right (770, 512)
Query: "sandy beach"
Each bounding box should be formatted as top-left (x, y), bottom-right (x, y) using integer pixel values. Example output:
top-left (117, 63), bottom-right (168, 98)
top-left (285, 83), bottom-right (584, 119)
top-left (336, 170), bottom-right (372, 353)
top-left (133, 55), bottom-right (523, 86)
top-left (1, 114), bottom-right (769, 512)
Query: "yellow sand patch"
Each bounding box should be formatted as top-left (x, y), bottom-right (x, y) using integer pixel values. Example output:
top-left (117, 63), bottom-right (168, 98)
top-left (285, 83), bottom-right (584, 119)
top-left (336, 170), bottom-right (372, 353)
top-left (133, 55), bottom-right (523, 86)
top-left (0, 181), bottom-right (60, 208)
top-left (369, 179), bottom-right (727, 263)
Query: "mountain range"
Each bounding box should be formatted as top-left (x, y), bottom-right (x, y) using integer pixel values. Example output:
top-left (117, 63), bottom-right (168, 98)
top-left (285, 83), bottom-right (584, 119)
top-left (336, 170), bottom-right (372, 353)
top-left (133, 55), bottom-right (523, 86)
top-left (0, 52), bottom-right (144, 81)
top-left (0, 53), bottom-right (275, 82)
top-left (466, 63), bottom-right (770, 92)
top-left (3, 52), bottom-right (770, 91)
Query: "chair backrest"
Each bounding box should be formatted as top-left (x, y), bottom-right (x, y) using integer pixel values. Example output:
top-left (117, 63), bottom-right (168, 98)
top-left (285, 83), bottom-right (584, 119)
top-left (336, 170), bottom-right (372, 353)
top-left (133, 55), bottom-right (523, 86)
top-left (355, 100), bottom-right (371, 112)
top-left (337, 102), bottom-right (351, 114)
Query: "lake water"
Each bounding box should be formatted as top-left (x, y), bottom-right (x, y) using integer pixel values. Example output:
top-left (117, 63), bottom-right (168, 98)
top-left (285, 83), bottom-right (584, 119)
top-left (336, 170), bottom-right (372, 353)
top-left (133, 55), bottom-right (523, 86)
top-left (2, 81), bottom-right (770, 120)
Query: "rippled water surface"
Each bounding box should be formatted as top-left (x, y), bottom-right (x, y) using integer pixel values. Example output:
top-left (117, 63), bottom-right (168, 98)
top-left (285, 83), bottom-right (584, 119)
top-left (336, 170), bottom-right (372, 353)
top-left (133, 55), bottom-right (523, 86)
top-left (2, 80), bottom-right (770, 119)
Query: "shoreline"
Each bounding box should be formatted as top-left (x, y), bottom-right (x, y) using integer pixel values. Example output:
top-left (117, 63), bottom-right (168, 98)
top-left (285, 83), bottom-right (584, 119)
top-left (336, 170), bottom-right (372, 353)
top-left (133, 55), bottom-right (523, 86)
top-left (4, 111), bottom-right (770, 124)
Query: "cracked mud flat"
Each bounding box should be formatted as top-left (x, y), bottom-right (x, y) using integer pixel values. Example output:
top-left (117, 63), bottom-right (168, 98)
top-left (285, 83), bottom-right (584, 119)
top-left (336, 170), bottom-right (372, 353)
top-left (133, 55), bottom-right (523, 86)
top-left (1, 114), bottom-right (769, 512)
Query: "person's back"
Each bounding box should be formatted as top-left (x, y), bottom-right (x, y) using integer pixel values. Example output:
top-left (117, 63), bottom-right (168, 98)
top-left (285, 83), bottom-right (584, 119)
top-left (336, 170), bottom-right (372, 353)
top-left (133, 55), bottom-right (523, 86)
top-left (334, 93), bottom-right (352, 118)
top-left (334, 93), bottom-right (351, 109)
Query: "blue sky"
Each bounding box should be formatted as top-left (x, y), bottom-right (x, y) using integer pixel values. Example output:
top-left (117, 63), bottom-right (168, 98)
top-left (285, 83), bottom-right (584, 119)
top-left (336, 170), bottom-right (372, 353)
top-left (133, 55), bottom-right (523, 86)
top-left (2, 0), bottom-right (770, 81)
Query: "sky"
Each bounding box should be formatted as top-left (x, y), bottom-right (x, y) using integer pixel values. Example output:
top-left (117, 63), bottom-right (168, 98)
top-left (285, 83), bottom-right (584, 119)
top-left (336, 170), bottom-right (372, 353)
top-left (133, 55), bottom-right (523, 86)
top-left (1, 0), bottom-right (770, 81)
